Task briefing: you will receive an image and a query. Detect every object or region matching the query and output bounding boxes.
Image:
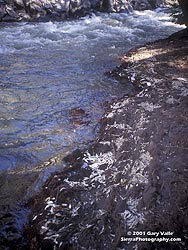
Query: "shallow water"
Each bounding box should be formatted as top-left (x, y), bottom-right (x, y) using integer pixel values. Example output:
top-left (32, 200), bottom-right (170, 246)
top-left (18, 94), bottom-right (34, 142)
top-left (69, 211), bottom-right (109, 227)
top-left (0, 10), bottom-right (184, 177)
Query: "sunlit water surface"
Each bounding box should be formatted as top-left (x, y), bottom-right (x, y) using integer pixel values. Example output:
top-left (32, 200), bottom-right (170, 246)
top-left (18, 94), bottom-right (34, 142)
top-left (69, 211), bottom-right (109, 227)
top-left (0, 9), bottom-right (185, 243)
top-left (0, 10), bottom-right (184, 183)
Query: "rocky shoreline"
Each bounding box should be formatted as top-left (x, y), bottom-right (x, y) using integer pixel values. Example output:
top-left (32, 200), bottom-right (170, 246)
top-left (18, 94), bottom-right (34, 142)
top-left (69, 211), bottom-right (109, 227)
top-left (0, 0), bottom-right (162, 22)
top-left (23, 28), bottom-right (188, 250)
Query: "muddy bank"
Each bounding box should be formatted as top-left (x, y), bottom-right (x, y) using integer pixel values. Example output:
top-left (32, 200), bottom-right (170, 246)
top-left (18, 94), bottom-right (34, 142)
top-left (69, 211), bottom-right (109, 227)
top-left (25, 28), bottom-right (188, 250)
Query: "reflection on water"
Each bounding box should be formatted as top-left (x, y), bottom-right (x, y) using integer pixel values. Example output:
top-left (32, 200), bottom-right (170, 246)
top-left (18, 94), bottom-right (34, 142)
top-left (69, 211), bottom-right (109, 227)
top-left (0, 10), bottom-right (185, 244)
top-left (0, 10), bottom-right (184, 176)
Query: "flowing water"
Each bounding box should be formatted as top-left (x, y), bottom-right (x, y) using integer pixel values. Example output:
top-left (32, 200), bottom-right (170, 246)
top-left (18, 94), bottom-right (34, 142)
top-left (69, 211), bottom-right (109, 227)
top-left (0, 8), bottom-right (184, 245)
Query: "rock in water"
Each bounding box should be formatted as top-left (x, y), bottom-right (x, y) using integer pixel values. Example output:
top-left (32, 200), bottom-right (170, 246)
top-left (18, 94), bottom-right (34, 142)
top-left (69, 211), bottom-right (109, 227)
top-left (0, 0), bottom-right (159, 21)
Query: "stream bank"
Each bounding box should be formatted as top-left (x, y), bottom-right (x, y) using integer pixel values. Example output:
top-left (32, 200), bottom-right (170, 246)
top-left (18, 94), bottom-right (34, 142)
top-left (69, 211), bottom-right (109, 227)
top-left (25, 28), bottom-right (188, 250)
top-left (0, 0), bottom-right (163, 22)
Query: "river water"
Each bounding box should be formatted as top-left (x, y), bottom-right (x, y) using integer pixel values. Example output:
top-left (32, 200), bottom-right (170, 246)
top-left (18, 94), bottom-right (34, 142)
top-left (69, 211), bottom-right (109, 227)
top-left (0, 9), bottom-right (184, 243)
top-left (0, 10), bottom-right (183, 175)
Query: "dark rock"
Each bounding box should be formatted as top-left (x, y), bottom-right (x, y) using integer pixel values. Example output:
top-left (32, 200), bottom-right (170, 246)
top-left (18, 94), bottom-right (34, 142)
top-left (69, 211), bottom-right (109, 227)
top-left (3, 0), bottom-right (11, 4)
top-left (0, 0), bottom-right (161, 22)
top-left (14, 0), bottom-right (25, 9)
top-left (0, 6), bottom-right (6, 19)
top-left (2, 14), bottom-right (18, 20)
top-left (69, 108), bottom-right (91, 128)
top-left (69, 108), bottom-right (86, 116)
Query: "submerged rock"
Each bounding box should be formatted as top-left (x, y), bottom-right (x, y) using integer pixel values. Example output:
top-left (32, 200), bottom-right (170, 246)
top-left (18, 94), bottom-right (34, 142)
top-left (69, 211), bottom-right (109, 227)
top-left (25, 29), bottom-right (188, 250)
top-left (69, 108), bottom-right (91, 128)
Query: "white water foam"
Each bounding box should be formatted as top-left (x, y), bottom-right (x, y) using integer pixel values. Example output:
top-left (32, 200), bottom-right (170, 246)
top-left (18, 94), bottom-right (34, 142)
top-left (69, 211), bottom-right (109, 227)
top-left (0, 45), bottom-right (15, 54)
top-left (0, 9), bottom-right (184, 54)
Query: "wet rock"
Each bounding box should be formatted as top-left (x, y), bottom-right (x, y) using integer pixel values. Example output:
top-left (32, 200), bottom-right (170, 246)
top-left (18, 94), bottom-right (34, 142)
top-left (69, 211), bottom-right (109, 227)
top-left (0, 171), bottom-right (39, 250)
top-left (69, 108), bottom-right (91, 128)
top-left (132, 0), bottom-right (153, 10)
top-left (14, 0), bottom-right (25, 8)
top-left (131, 0), bottom-right (163, 10)
top-left (69, 107), bottom-right (86, 116)
top-left (0, 6), bottom-right (6, 19)
top-left (0, 0), bottom-right (161, 22)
